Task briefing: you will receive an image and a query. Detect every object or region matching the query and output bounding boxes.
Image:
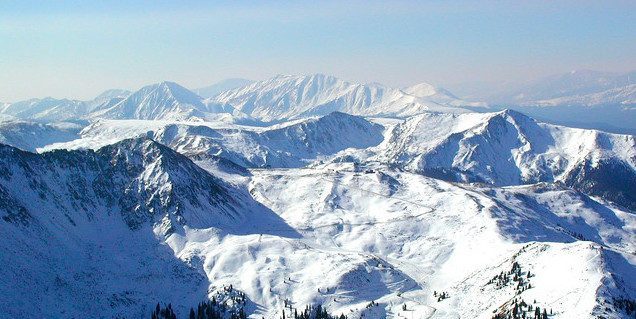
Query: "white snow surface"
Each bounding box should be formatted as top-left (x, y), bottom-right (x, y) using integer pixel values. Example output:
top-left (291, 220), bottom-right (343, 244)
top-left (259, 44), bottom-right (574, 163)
top-left (212, 74), bottom-right (479, 121)
top-left (344, 110), bottom-right (636, 186)
top-left (0, 107), bottom-right (634, 318)
top-left (41, 112), bottom-right (385, 169)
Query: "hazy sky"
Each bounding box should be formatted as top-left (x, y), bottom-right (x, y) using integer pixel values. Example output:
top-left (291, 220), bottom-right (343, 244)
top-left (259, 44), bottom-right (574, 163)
top-left (1, 0), bottom-right (635, 101)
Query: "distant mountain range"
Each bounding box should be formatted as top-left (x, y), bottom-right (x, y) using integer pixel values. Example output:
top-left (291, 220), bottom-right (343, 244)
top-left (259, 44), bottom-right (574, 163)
top-left (212, 73), bottom-right (483, 121)
top-left (502, 70), bottom-right (636, 104)
top-left (2, 71), bottom-right (634, 133)
top-left (448, 70), bottom-right (636, 134)
top-left (0, 74), bottom-right (481, 123)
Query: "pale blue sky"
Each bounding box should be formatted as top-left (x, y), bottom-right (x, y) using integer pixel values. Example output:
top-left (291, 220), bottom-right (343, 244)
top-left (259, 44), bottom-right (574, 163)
top-left (1, 0), bottom-right (635, 101)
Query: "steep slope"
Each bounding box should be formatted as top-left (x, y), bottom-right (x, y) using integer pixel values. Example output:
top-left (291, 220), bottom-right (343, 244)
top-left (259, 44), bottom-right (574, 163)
top-left (92, 81), bottom-right (212, 121)
top-left (213, 74), bottom-right (472, 121)
top-left (0, 138), bottom-right (296, 318)
top-left (1, 137), bottom-right (245, 235)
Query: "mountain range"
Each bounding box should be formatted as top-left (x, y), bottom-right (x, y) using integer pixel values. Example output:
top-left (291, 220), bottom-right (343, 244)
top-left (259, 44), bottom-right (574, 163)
top-left (0, 72), bottom-right (635, 318)
top-left (0, 74), bottom-right (481, 123)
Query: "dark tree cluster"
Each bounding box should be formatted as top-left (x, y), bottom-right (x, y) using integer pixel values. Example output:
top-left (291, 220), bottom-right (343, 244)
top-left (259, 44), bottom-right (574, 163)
top-left (555, 224), bottom-right (589, 241)
top-left (151, 303), bottom-right (177, 319)
top-left (491, 299), bottom-right (551, 319)
top-left (433, 291), bottom-right (449, 302)
top-left (488, 261), bottom-right (533, 294)
top-left (613, 298), bottom-right (636, 317)
top-left (187, 297), bottom-right (247, 319)
top-left (150, 287), bottom-right (249, 319)
top-left (280, 304), bottom-right (346, 319)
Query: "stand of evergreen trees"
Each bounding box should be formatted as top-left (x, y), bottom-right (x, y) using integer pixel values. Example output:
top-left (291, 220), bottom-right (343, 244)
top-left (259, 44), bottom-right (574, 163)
top-left (151, 303), bottom-right (177, 319)
top-left (613, 298), bottom-right (636, 317)
top-left (433, 291), bottom-right (449, 302)
top-left (187, 298), bottom-right (248, 319)
top-left (491, 298), bottom-right (552, 319)
top-left (488, 261), bottom-right (533, 294)
top-left (279, 304), bottom-right (346, 319)
top-left (150, 287), bottom-right (248, 319)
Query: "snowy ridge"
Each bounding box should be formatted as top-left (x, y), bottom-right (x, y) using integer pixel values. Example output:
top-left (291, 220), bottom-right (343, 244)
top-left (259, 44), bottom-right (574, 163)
top-left (2, 74), bottom-right (479, 124)
top-left (501, 70), bottom-right (636, 104)
top-left (0, 138), bottom-right (297, 318)
top-left (42, 112), bottom-right (384, 169)
top-left (355, 110), bottom-right (636, 210)
top-left (0, 90), bottom-right (130, 122)
top-left (213, 74), bottom-right (477, 121)
top-left (41, 109), bottom-right (636, 210)
top-left (533, 84), bottom-right (636, 107)
top-left (92, 81), bottom-right (212, 121)
top-left (0, 97), bottom-right (90, 122)
top-left (1, 135), bottom-right (635, 318)
top-left (1, 137), bottom-right (244, 232)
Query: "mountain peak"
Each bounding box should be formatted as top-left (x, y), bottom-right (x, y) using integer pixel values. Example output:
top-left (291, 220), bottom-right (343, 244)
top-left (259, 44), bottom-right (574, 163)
top-left (92, 81), bottom-right (206, 120)
top-left (153, 81), bottom-right (201, 98)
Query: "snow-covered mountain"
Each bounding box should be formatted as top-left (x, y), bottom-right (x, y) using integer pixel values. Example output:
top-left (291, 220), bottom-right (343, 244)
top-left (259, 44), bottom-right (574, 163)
top-left (43, 112), bottom-right (385, 168)
top-left (533, 84), bottom-right (636, 107)
top-left (1, 75), bottom-right (480, 124)
top-left (242, 165), bottom-right (635, 318)
top-left (0, 89), bottom-right (131, 122)
top-left (349, 110), bottom-right (636, 210)
top-left (2, 137), bottom-right (634, 318)
top-left (212, 74), bottom-right (479, 121)
top-left (0, 97), bottom-right (90, 122)
top-left (0, 137), bottom-right (298, 318)
top-left (2, 74), bottom-right (636, 318)
top-left (92, 81), bottom-right (214, 121)
top-left (87, 88), bottom-right (131, 111)
top-left (42, 109), bottom-right (636, 211)
top-left (500, 70), bottom-right (636, 104)
top-left (402, 82), bottom-right (472, 107)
